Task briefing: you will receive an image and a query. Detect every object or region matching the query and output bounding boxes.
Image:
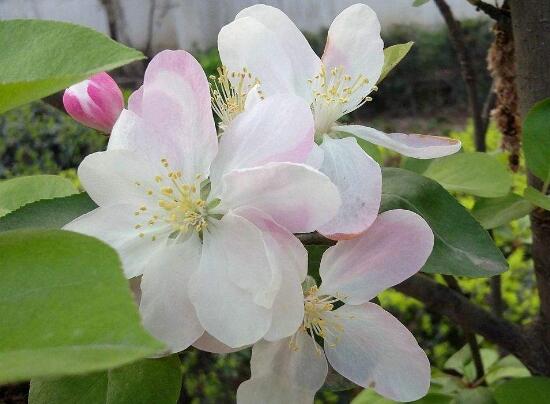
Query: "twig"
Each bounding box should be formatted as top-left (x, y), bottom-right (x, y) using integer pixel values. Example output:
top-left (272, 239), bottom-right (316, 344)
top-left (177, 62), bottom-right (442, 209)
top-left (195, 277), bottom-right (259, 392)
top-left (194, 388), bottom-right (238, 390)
top-left (434, 0), bottom-right (486, 152)
top-left (443, 275), bottom-right (485, 383)
top-left (465, 0), bottom-right (511, 22)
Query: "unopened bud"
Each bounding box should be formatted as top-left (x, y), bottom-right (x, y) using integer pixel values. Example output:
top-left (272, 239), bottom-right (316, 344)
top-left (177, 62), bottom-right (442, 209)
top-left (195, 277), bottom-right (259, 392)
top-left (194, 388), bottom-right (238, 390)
top-left (63, 72), bottom-right (123, 133)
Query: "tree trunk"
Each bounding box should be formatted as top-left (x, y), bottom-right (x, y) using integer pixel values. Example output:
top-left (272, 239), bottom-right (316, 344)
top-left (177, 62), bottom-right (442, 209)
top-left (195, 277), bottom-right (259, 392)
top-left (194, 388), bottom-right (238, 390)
top-left (510, 0), bottom-right (550, 372)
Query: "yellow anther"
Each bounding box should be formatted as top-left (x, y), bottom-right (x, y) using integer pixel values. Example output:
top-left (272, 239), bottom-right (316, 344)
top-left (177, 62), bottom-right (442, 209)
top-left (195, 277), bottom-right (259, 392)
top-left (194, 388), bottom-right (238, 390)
top-left (161, 187), bottom-right (174, 196)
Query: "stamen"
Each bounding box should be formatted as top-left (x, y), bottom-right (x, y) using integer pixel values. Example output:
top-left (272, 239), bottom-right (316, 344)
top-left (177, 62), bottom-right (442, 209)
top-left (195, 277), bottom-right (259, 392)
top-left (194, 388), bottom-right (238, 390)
top-left (132, 157), bottom-right (211, 242)
top-left (209, 66), bottom-right (263, 129)
top-left (309, 64), bottom-right (373, 136)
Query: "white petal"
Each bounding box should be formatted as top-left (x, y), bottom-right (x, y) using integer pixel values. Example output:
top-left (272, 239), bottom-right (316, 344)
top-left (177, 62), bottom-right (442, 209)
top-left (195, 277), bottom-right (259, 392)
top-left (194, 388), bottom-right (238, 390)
top-left (219, 17), bottom-right (296, 97)
top-left (140, 50), bottom-right (218, 179)
top-left (108, 109), bottom-right (184, 170)
top-left (139, 235), bottom-right (204, 353)
top-left (64, 205), bottom-right (170, 278)
top-left (209, 94), bottom-right (314, 193)
top-left (77, 149), bottom-right (157, 207)
top-left (237, 333), bottom-right (328, 404)
top-left (193, 332), bottom-right (247, 354)
top-left (188, 212), bottom-right (274, 348)
top-left (236, 207), bottom-right (306, 341)
top-left (324, 303), bottom-right (430, 402)
top-left (236, 4), bottom-right (321, 101)
top-left (322, 4), bottom-right (384, 108)
top-left (305, 143), bottom-right (325, 170)
top-left (316, 136), bottom-right (381, 240)
top-left (337, 125), bottom-right (462, 159)
top-left (319, 210), bottom-right (434, 304)
top-left (216, 162), bottom-right (341, 234)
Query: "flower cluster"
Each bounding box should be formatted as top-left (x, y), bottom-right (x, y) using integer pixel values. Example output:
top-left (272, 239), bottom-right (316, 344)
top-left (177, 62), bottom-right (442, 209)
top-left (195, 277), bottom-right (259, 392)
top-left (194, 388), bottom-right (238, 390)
top-left (63, 3), bottom-right (461, 403)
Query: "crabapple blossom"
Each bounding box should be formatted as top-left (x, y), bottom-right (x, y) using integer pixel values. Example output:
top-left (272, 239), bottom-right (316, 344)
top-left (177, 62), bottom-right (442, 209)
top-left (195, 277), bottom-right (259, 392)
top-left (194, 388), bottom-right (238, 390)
top-left (63, 72), bottom-right (124, 133)
top-left (64, 50), bottom-right (341, 352)
top-left (237, 209), bottom-right (434, 403)
top-left (217, 3), bottom-right (461, 240)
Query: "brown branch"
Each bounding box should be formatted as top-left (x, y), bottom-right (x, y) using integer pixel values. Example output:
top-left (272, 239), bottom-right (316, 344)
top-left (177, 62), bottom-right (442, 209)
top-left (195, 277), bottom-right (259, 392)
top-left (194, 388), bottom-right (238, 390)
top-left (466, 0), bottom-right (511, 22)
top-left (435, 0), bottom-right (486, 152)
top-left (510, 0), bottom-right (550, 367)
top-left (443, 275), bottom-right (485, 382)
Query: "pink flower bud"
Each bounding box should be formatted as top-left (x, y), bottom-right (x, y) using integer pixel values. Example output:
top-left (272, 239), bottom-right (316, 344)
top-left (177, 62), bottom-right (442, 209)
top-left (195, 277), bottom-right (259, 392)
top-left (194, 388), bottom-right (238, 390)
top-left (63, 72), bottom-right (124, 133)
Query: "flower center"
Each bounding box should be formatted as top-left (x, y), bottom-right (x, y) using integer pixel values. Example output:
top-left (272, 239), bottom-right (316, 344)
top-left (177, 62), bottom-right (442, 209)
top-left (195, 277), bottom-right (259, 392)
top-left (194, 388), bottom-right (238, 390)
top-left (133, 158), bottom-right (211, 241)
top-left (308, 64), bottom-right (375, 137)
top-left (290, 285), bottom-right (346, 352)
top-left (209, 66), bottom-right (263, 129)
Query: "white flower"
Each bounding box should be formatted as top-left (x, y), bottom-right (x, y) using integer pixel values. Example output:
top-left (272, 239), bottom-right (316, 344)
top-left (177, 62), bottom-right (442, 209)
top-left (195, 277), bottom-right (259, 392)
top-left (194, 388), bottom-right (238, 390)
top-left (237, 210), bottom-right (434, 403)
top-left (218, 3), bottom-right (461, 240)
top-left (64, 50), bottom-right (341, 352)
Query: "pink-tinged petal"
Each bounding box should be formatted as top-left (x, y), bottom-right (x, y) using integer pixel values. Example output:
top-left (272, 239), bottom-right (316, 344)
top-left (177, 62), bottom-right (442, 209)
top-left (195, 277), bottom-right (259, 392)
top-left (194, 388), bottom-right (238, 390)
top-left (322, 4), bottom-right (384, 109)
top-left (108, 109), bottom-right (186, 172)
top-left (77, 149), bottom-right (157, 207)
top-left (337, 125), bottom-right (462, 159)
top-left (316, 136), bottom-right (381, 240)
top-left (188, 212), bottom-right (274, 348)
top-left (237, 333), bottom-right (328, 404)
top-left (215, 162), bottom-right (341, 234)
top-left (319, 210), bottom-right (434, 304)
top-left (127, 85), bottom-right (144, 115)
top-left (193, 332), bottom-right (247, 354)
top-left (236, 207), bottom-right (306, 340)
top-left (209, 94), bottom-right (314, 192)
top-left (139, 235), bottom-right (204, 353)
top-left (324, 303), bottom-right (430, 402)
top-left (63, 72), bottom-right (123, 133)
top-left (235, 4), bottom-right (321, 101)
top-left (218, 17), bottom-right (296, 97)
top-left (64, 205), bottom-right (170, 278)
top-left (140, 50), bottom-right (217, 178)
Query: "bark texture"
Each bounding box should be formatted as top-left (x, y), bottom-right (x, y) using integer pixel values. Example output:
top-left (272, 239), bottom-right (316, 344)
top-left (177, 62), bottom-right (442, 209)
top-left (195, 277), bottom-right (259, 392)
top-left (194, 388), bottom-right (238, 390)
top-left (510, 0), bottom-right (550, 360)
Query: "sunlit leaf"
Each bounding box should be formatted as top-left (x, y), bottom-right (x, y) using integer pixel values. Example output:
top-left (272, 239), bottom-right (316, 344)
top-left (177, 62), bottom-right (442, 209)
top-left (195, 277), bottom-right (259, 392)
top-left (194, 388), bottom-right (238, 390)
top-left (29, 357), bottom-right (182, 404)
top-left (471, 194), bottom-right (533, 229)
top-left (0, 193), bottom-right (97, 232)
top-left (423, 153), bottom-right (512, 198)
top-left (523, 186), bottom-right (550, 211)
top-left (379, 42), bottom-right (414, 83)
top-left (0, 175), bottom-right (77, 217)
top-left (0, 19), bottom-right (144, 113)
top-left (0, 229), bottom-right (163, 384)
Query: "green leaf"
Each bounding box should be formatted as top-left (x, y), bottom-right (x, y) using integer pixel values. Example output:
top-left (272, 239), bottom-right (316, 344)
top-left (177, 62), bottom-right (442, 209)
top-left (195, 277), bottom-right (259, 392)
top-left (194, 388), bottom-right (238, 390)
top-left (455, 387), bottom-right (496, 404)
top-left (485, 355), bottom-right (530, 384)
top-left (0, 175), bottom-right (78, 217)
top-left (413, 0), bottom-right (432, 7)
top-left (381, 168), bottom-right (508, 277)
top-left (379, 42), bottom-right (414, 83)
top-left (523, 98), bottom-right (550, 185)
top-left (0, 229), bottom-right (163, 384)
top-left (29, 356), bottom-right (182, 404)
top-left (351, 389), bottom-right (395, 404)
top-left (423, 153), bottom-right (512, 198)
top-left (0, 193), bottom-right (97, 232)
top-left (493, 376), bottom-right (550, 404)
top-left (471, 194), bottom-right (533, 229)
top-left (523, 186), bottom-right (550, 211)
top-left (401, 157), bottom-right (433, 174)
top-left (351, 389), bottom-right (454, 404)
top-left (0, 19), bottom-right (144, 113)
